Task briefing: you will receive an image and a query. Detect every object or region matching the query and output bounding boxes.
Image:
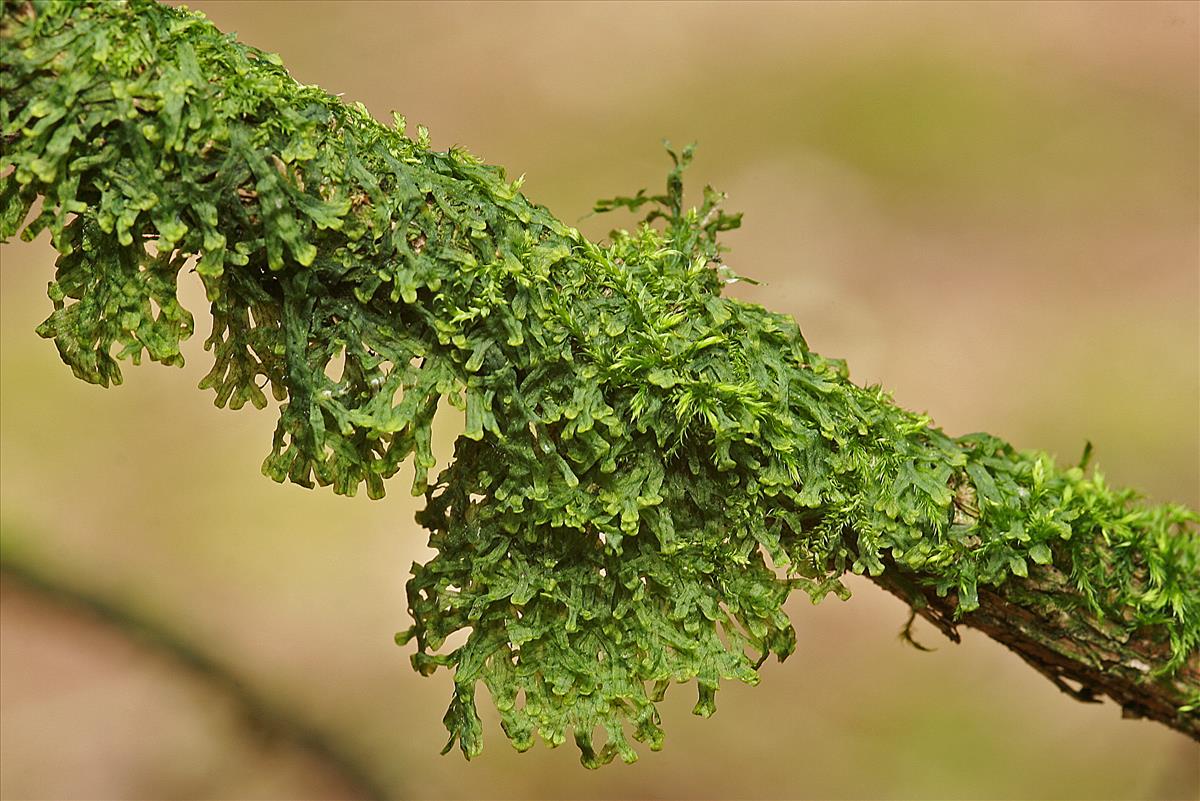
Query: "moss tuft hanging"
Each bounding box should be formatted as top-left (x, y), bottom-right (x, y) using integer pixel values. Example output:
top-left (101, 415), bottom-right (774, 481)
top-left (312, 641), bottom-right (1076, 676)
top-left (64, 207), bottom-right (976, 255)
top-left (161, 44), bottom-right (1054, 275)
top-left (2, 0), bottom-right (1196, 764)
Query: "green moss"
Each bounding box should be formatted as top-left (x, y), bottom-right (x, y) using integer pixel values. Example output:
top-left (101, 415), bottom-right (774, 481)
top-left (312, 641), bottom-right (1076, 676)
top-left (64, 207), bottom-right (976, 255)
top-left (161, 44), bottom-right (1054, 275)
top-left (2, 0), bottom-right (1196, 766)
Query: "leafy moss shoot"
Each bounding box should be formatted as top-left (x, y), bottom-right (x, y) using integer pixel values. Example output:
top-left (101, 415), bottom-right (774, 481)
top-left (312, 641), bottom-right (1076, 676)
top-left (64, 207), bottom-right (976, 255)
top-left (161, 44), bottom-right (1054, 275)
top-left (2, 0), bottom-right (1196, 766)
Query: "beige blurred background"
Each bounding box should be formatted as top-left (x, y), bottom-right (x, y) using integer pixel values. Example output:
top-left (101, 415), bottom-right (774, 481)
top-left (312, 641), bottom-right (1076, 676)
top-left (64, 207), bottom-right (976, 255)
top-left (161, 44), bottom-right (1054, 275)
top-left (2, 1), bottom-right (1197, 798)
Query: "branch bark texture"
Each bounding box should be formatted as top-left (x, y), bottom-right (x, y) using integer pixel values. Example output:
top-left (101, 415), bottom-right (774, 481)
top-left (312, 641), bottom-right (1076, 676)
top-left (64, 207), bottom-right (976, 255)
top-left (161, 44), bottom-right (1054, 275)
top-left (874, 562), bottom-right (1199, 739)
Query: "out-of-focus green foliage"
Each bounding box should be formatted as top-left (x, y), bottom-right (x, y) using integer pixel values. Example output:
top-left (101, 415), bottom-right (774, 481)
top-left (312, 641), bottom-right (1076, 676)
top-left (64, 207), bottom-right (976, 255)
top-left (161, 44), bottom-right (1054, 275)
top-left (1, 0), bottom-right (1196, 767)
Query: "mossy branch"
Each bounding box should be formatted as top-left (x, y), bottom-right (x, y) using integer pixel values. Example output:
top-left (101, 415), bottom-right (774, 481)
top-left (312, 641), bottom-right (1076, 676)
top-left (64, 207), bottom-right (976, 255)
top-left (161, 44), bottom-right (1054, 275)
top-left (2, 0), bottom-right (1196, 765)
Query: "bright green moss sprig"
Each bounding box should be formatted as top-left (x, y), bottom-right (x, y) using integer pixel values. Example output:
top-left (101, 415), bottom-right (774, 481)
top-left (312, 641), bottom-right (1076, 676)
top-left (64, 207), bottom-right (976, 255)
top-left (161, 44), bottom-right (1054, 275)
top-left (2, 0), bottom-right (1196, 765)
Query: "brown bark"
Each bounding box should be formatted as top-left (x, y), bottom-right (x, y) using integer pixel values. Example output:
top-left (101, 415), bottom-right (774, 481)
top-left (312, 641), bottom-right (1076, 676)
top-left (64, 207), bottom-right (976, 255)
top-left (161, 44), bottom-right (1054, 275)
top-left (871, 563), bottom-right (1200, 741)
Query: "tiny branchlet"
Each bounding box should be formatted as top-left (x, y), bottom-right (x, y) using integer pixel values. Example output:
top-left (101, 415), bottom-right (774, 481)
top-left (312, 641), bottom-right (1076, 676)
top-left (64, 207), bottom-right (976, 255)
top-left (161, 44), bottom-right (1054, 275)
top-left (2, 0), bottom-right (1196, 765)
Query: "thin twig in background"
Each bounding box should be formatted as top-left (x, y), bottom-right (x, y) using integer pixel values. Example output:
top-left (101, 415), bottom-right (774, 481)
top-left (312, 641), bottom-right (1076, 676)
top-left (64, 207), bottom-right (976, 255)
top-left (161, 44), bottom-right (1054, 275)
top-left (0, 544), bottom-right (394, 801)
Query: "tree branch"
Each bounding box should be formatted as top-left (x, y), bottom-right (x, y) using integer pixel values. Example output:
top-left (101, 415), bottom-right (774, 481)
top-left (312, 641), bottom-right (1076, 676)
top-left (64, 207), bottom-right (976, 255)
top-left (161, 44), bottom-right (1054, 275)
top-left (873, 563), bottom-right (1199, 739)
top-left (0, 542), bottom-right (392, 799)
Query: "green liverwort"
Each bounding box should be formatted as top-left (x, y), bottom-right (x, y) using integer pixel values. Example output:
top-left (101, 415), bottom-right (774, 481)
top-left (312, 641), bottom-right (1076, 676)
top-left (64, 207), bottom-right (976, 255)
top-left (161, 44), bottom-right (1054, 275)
top-left (2, 0), bottom-right (1195, 765)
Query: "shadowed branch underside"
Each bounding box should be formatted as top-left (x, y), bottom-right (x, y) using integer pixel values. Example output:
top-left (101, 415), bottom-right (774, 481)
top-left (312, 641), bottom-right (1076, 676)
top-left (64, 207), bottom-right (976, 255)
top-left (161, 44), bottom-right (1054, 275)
top-left (874, 563), bottom-right (1199, 739)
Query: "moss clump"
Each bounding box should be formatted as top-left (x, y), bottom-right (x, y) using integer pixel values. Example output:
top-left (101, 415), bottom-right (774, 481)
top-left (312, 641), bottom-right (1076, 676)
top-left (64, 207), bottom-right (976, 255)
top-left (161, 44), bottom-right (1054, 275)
top-left (2, 0), bottom-right (1195, 765)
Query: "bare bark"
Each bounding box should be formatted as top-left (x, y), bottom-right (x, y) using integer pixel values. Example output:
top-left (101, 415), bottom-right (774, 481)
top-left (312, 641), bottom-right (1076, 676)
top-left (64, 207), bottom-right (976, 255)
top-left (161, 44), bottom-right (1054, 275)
top-left (872, 562), bottom-right (1200, 741)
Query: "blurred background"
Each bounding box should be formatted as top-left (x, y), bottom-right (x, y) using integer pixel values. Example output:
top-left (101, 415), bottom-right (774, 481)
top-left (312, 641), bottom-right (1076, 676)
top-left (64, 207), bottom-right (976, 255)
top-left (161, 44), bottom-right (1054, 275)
top-left (1, 1), bottom-right (1197, 798)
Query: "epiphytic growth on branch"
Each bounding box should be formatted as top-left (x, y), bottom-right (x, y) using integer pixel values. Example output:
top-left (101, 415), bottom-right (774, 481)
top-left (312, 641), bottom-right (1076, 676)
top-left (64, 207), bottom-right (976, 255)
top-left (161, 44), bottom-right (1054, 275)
top-left (2, 0), bottom-right (1196, 766)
